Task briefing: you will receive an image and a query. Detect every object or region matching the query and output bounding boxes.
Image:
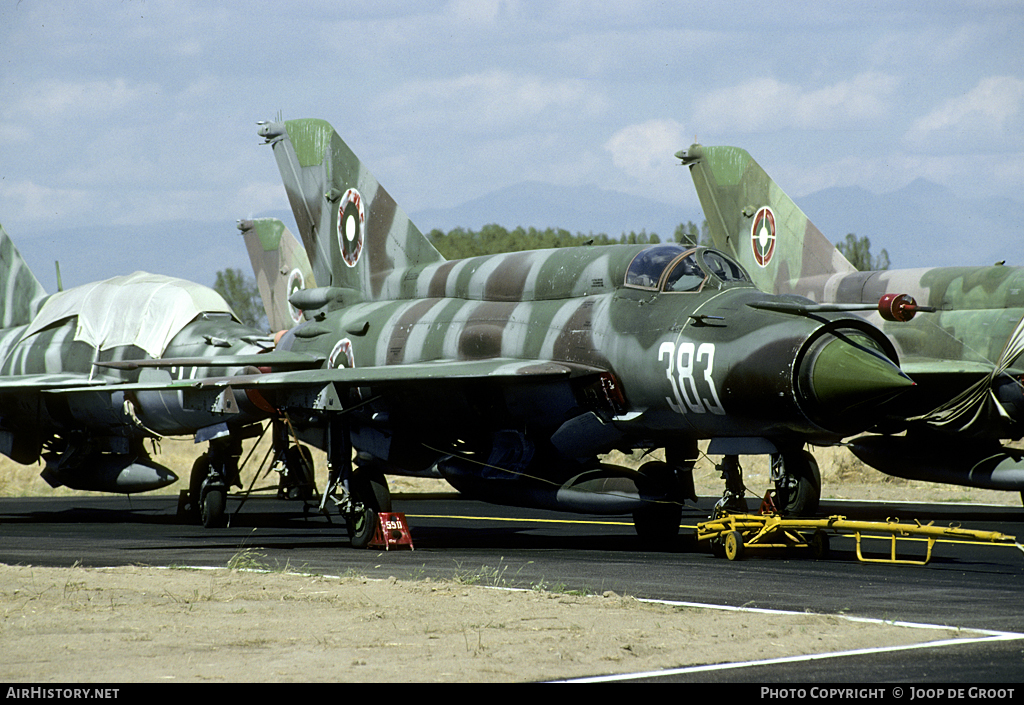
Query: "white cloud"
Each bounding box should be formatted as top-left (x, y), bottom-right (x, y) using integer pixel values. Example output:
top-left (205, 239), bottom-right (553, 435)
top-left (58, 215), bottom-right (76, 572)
top-left (0, 179), bottom-right (94, 225)
top-left (15, 79), bottom-right (155, 121)
top-left (693, 73), bottom-right (899, 133)
top-left (906, 76), bottom-right (1024, 147)
top-left (375, 70), bottom-right (607, 133)
top-left (602, 119), bottom-right (691, 204)
top-left (604, 119), bottom-right (687, 181)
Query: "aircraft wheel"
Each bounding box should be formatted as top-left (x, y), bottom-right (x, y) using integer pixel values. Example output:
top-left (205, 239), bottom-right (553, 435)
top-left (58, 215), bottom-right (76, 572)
top-left (346, 470), bottom-right (391, 549)
top-left (188, 454), bottom-right (211, 522)
top-left (200, 486), bottom-right (227, 529)
top-left (811, 530), bottom-right (830, 559)
top-left (632, 462), bottom-right (682, 546)
top-left (280, 445), bottom-right (316, 500)
top-left (723, 530), bottom-right (745, 561)
top-left (774, 450), bottom-right (821, 517)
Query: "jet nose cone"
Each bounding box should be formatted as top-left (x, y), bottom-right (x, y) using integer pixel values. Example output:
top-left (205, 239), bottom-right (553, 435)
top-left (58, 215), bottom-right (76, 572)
top-left (798, 332), bottom-right (914, 432)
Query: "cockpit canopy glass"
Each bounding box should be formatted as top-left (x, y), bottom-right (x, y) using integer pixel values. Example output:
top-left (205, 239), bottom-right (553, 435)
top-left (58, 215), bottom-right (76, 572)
top-left (623, 245), bottom-right (687, 289)
top-left (624, 245), bottom-right (751, 292)
top-left (664, 252), bottom-right (704, 292)
top-left (699, 250), bottom-right (748, 284)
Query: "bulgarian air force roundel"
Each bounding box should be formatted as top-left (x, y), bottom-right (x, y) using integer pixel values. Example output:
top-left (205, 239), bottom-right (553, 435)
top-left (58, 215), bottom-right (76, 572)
top-left (328, 337), bottom-right (355, 369)
top-left (750, 206), bottom-right (776, 268)
top-left (338, 188), bottom-right (365, 268)
top-left (286, 268), bottom-right (305, 325)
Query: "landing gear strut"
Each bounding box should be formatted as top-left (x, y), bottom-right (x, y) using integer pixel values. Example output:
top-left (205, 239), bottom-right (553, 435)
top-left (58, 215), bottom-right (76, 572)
top-left (631, 441), bottom-right (698, 545)
top-left (271, 420), bottom-right (316, 500)
top-left (715, 454), bottom-right (747, 513)
top-left (322, 414), bottom-right (392, 548)
top-left (188, 435), bottom-right (241, 528)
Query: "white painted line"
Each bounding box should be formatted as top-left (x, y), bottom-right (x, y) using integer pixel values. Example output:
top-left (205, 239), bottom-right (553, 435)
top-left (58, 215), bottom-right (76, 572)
top-left (554, 596), bottom-right (1024, 683)
top-left (556, 633), bottom-right (1024, 683)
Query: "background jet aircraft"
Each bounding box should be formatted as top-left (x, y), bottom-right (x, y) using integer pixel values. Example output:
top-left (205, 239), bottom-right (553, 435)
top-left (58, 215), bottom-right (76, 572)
top-left (0, 223), bottom-right (319, 525)
top-left (173, 118), bottom-right (923, 548)
top-left (238, 218), bottom-right (316, 333)
top-left (680, 144), bottom-right (1024, 501)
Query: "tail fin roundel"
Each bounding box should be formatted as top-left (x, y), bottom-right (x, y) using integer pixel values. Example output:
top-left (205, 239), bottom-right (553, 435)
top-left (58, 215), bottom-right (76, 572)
top-left (679, 144), bottom-right (855, 300)
top-left (258, 119), bottom-right (444, 301)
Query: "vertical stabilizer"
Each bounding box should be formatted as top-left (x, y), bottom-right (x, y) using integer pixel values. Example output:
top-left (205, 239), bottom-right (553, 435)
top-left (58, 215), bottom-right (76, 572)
top-left (257, 119), bottom-right (444, 300)
top-left (238, 218), bottom-right (316, 332)
top-left (679, 145), bottom-right (855, 300)
top-left (0, 223), bottom-right (48, 328)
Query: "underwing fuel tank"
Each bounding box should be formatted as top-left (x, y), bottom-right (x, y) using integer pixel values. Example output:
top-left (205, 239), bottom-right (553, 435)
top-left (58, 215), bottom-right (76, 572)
top-left (436, 460), bottom-right (660, 514)
top-left (40, 453), bottom-right (178, 494)
top-left (849, 436), bottom-right (1024, 491)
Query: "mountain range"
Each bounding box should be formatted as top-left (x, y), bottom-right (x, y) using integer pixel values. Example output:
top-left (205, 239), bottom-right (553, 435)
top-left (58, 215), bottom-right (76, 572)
top-left (9, 178), bottom-right (1020, 294)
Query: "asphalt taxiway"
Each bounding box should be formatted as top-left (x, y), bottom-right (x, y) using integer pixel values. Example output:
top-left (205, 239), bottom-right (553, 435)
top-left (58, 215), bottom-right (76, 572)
top-left (1, 491), bottom-right (1021, 682)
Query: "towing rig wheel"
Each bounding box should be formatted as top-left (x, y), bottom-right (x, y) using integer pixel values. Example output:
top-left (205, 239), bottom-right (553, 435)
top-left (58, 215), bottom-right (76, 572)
top-left (723, 530), bottom-right (745, 561)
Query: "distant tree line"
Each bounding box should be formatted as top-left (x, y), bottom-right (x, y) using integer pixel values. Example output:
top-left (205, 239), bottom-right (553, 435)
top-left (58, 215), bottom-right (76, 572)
top-left (835, 233), bottom-right (890, 271)
top-left (427, 220), bottom-right (713, 260)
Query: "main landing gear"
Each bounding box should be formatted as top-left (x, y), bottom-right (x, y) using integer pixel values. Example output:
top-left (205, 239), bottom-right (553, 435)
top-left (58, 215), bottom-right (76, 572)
top-left (631, 441), bottom-right (699, 544)
top-left (188, 435), bottom-right (241, 528)
top-left (184, 419), bottom-right (316, 528)
top-left (714, 447), bottom-right (821, 518)
top-left (321, 414), bottom-right (392, 548)
top-left (771, 448), bottom-right (821, 517)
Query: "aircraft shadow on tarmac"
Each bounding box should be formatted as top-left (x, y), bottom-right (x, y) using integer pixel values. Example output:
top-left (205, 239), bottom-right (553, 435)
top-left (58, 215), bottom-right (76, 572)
top-left (1, 494), bottom-right (1019, 560)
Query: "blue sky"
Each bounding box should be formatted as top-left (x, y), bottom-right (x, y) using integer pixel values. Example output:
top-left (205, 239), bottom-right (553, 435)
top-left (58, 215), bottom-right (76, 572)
top-left (2, 1), bottom-right (1022, 288)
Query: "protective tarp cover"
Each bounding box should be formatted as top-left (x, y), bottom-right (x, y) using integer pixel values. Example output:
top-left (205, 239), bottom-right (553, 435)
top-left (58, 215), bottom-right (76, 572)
top-left (24, 272), bottom-right (236, 358)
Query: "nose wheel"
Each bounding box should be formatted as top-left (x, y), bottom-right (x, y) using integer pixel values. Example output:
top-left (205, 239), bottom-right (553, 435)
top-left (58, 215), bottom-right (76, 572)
top-left (771, 449), bottom-right (821, 517)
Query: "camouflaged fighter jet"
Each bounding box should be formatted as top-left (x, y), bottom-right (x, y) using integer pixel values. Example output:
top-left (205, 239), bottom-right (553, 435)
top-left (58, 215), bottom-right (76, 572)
top-left (238, 217), bottom-right (316, 333)
top-left (147, 117), bottom-right (927, 548)
top-left (680, 144), bottom-right (1024, 501)
top-left (0, 223), bottom-right (319, 522)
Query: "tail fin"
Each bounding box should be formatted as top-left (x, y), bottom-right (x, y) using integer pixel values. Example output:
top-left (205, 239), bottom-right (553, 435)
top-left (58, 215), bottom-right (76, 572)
top-left (0, 223), bottom-right (48, 328)
top-left (678, 144), bottom-right (855, 299)
top-left (257, 119), bottom-right (444, 300)
top-left (238, 218), bottom-right (316, 332)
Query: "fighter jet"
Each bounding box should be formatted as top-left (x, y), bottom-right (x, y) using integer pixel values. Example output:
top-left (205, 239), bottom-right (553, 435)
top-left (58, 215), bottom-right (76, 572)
top-left (238, 217), bottom-right (315, 333)
top-left (155, 117), bottom-right (926, 548)
top-left (680, 144), bottom-right (1024, 500)
top-left (0, 223), bottom-right (319, 525)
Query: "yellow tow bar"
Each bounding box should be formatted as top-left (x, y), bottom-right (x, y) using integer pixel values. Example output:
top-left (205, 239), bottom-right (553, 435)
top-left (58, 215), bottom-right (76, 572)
top-left (697, 511), bottom-right (1022, 565)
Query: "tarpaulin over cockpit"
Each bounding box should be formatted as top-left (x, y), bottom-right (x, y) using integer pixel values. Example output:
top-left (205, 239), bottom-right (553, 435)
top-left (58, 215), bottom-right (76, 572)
top-left (22, 272), bottom-right (236, 358)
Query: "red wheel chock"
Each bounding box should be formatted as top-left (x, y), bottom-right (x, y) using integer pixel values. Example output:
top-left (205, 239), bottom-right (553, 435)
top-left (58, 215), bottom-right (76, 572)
top-left (368, 512), bottom-right (415, 551)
